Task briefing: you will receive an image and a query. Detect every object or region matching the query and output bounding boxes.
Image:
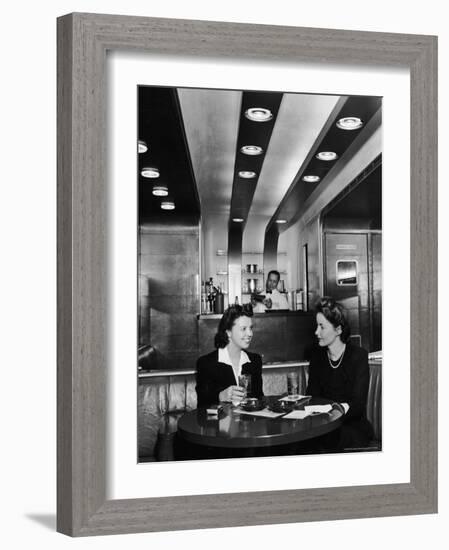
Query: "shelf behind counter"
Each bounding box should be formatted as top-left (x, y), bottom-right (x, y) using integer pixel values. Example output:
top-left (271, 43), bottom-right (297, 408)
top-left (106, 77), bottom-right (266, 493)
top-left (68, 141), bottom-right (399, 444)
top-left (197, 310), bottom-right (315, 364)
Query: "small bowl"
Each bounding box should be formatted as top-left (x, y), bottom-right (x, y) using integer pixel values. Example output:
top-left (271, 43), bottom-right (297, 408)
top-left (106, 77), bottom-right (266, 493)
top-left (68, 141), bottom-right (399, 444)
top-left (239, 398), bottom-right (264, 412)
top-left (268, 400), bottom-right (294, 413)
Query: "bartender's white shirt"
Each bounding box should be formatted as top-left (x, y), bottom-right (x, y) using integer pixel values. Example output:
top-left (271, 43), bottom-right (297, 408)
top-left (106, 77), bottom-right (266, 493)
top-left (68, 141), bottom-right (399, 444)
top-left (251, 289), bottom-right (290, 312)
top-left (218, 346), bottom-right (250, 385)
top-left (251, 301), bottom-right (266, 313)
top-left (267, 288), bottom-right (290, 310)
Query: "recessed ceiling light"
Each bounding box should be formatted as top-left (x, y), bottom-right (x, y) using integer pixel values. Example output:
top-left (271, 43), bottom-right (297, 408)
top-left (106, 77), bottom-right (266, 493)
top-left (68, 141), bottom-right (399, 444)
top-left (302, 175), bottom-right (321, 183)
top-left (232, 217), bottom-right (244, 223)
top-left (161, 201), bottom-right (175, 210)
top-left (238, 170), bottom-right (257, 179)
top-left (216, 249), bottom-right (226, 256)
top-left (276, 219), bottom-right (287, 224)
top-left (138, 140), bottom-right (148, 154)
top-left (152, 185), bottom-right (168, 197)
top-left (141, 167), bottom-right (160, 178)
top-left (245, 107), bottom-right (273, 122)
top-left (241, 145), bottom-right (263, 156)
top-left (336, 117), bottom-right (363, 130)
top-left (316, 151), bottom-right (338, 161)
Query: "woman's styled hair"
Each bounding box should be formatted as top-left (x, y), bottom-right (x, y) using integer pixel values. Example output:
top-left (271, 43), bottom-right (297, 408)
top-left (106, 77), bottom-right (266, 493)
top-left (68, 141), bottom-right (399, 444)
top-left (214, 304), bottom-right (253, 348)
top-left (315, 296), bottom-right (351, 343)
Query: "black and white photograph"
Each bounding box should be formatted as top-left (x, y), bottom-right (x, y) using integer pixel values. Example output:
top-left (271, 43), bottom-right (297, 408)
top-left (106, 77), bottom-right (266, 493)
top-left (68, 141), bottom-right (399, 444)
top-left (3, 0), bottom-right (441, 544)
top-left (137, 85), bottom-right (382, 462)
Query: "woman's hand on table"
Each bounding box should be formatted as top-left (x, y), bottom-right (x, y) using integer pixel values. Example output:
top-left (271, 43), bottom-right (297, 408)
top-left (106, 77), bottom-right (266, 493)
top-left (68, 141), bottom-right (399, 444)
top-left (329, 402), bottom-right (346, 419)
top-left (219, 385), bottom-right (245, 403)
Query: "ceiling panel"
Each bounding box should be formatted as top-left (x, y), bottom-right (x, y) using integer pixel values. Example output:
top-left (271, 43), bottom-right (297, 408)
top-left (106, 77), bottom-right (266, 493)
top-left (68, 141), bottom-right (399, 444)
top-left (177, 88), bottom-right (241, 214)
top-left (243, 92), bottom-right (340, 252)
top-left (229, 90), bottom-right (283, 226)
top-left (139, 87), bottom-right (382, 268)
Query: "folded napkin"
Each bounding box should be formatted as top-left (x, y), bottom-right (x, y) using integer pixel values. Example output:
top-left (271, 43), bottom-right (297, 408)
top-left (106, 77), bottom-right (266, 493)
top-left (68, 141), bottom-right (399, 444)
top-left (282, 410), bottom-right (310, 420)
top-left (235, 408), bottom-right (285, 418)
top-left (304, 404), bottom-right (333, 414)
top-left (283, 403), bottom-right (349, 418)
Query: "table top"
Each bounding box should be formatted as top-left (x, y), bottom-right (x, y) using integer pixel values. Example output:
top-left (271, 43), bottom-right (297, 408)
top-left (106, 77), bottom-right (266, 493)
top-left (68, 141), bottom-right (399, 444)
top-left (177, 396), bottom-right (343, 449)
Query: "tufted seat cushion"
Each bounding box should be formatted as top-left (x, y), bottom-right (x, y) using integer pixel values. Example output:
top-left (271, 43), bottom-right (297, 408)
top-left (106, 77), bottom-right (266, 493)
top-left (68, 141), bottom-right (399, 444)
top-left (366, 362), bottom-right (382, 443)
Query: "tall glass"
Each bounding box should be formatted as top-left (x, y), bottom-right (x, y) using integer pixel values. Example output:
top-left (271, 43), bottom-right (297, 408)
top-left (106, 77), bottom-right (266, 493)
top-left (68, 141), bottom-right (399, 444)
top-left (232, 374), bottom-right (251, 406)
top-left (287, 371), bottom-right (299, 398)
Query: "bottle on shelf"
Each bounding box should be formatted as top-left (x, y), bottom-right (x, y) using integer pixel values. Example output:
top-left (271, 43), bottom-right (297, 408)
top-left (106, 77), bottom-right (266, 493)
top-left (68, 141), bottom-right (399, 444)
top-left (234, 296), bottom-right (239, 305)
top-left (201, 280), bottom-right (207, 313)
top-left (207, 277), bottom-right (216, 313)
top-left (296, 288), bottom-right (304, 311)
top-left (214, 284), bottom-right (224, 314)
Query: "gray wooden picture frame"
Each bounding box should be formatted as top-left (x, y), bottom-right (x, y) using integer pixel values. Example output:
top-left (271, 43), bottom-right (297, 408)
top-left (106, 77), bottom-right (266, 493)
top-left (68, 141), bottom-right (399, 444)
top-left (57, 12), bottom-right (438, 537)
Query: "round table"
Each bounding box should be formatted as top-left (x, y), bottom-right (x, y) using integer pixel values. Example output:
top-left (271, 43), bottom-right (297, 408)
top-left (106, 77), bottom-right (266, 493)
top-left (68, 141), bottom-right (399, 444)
top-left (177, 397), bottom-right (343, 450)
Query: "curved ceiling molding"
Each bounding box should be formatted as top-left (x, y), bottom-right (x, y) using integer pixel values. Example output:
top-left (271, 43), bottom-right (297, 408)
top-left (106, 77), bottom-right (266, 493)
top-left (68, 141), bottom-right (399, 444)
top-left (177, 88), bottom-right (241, 216)
top-left (243, 92), bottom-right (341, 253)
top-left (266, 95), bottom-right (382, 239)
top-left (229, 90), bottom-right (283, 229)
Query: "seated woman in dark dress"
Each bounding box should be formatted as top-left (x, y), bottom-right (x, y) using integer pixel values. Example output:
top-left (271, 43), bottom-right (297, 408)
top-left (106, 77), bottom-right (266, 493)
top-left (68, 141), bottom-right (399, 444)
top-left (196, 304), bottom-right (264, 408)
top-left (306, 297), bottom-right (374, 450)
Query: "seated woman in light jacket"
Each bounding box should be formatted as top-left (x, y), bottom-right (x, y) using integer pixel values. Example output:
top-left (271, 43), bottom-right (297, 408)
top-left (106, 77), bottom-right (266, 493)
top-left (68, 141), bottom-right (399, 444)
top-left (306, 296), bottom-right (374, 450)
top-left (196, 304), bottom-right (264, 408)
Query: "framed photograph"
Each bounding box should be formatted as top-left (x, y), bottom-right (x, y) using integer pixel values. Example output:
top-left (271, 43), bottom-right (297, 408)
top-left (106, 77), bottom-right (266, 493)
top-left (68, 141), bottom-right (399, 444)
top-left (57, 13), bottom-right (437, 536)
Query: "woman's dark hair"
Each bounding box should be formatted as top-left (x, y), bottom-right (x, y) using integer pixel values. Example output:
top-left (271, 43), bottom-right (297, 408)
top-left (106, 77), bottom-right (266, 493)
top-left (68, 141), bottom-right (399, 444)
top-left (315, 296), bottom-right (351, 343)
top-left (214, 304), bottom-right (253, 348)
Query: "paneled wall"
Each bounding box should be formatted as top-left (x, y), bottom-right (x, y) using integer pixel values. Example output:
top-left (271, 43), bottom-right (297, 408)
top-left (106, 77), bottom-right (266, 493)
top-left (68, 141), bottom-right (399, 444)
top-left (282, 215), bottom-right (323, 311)
top-left (139, 219), bottom-right (200, 370)
top-left (197, 312), bottom-right (316, 362)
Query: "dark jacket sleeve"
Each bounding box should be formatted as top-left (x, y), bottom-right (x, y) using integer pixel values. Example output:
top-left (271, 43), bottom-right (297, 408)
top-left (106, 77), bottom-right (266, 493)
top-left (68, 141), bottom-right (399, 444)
top-left (344, 346), bottom-right (370, 421)
top-left (195, 355), bottom-right (221, 408)
top-left (246, 353), bottom-right (264, 399)
top-left (306, 350), bottom-right (323, 397)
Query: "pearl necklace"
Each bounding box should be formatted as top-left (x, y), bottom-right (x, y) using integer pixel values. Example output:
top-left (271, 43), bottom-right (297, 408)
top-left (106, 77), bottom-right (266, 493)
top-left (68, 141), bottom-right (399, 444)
top-left (327, 345), bottom-right (346, 369)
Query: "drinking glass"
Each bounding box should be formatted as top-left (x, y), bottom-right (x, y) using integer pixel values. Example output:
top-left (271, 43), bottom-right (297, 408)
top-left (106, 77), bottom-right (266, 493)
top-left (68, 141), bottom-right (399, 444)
top-left (232, 374), bottom-right (251, 406)
top-left (287, 371), bottom-right (299, 398)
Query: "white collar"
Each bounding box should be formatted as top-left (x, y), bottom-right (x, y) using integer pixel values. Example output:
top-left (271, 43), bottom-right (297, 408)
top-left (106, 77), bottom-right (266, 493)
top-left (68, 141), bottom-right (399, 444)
top-left (218, 347), bottom-right (251, 385)
top-left (218, 346), bottom-right (251, 368)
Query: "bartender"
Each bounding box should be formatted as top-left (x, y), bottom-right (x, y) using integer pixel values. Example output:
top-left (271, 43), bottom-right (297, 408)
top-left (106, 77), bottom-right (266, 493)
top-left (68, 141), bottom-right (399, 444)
top-left (251, 270), bottom-right (289, 312)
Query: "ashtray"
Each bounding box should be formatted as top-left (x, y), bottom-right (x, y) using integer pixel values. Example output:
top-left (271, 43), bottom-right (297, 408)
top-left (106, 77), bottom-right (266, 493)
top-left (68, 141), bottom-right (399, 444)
top-left (292, 396), bottom-right (312, 409)
top-left (268, 400), bottom-right (294, 413)
top-left (239, 398), bottom-right (264, 412)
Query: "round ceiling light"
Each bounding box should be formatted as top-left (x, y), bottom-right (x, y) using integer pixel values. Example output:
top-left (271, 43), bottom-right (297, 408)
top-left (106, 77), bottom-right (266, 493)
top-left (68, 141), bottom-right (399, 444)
top-left (276, 219), bottom-right (287, 224)
top-left (152, 185), bottom-right (168, 197)
top-left (336, 116), bottom-right (363, 130)
top-left (245, 107), bottom-right (273, 122)
top-left (302, 175), bottom-right (321, 183)
top-left (161, 201), bottom-right (175, 210)
top-left (240, 145), bottom-right (263, 156)
top-left (232, 217), bottom-right (244, 223)
top-left (141, 167), bottom-right (160, 178)
top-left (138, 140), bottom-right (148, 154)
top-left (316, 151), bottom-right (338, 161)
top-left (238, 170), bottom-right (257, 179)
